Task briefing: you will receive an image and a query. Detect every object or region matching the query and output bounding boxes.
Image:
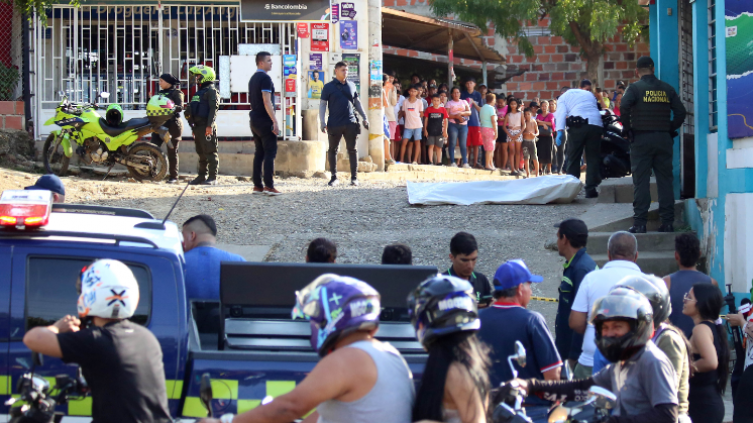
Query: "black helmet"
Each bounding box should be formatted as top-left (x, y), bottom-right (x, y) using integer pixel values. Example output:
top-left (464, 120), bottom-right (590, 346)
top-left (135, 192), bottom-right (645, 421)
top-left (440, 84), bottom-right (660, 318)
top-left (592, 287), bottom-right (654, 362)
top-left (613, 274), bottom-right (671, 327)
top-left (407, 275), bottom-right (480, 348)
top-left (105, 104), bottom-right (123, 127)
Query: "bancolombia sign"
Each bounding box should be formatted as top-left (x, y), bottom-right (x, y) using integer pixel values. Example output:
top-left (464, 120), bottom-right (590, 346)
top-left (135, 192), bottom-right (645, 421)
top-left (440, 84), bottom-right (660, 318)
top-left (240, 0), bottom-right (330, 21)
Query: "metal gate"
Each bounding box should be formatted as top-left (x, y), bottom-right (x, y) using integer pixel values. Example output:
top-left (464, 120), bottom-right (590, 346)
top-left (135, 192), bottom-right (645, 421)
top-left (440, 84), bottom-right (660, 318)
top-left (31, 4), bottom-right (300, 140)
top-left (678, 0), bottom-right (695, 198)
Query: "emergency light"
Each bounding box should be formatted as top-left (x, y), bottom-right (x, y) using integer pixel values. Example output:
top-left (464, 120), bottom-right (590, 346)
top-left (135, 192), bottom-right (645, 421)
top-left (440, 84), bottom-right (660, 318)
top-left (0, 190), bottom-right (53, 228)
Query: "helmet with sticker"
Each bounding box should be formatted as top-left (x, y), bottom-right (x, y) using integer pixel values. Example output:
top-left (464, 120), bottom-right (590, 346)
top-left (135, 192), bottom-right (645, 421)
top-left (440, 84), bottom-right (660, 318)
top-left (77, 259), bottom-right (140, 320)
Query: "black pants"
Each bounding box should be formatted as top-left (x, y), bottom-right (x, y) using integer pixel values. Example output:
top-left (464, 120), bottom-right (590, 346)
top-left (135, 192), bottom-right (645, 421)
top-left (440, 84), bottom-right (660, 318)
top-left (631, 131), bottom-right (674, 225)
top-left (192, 125), bottom-right (218, 178)
top-left (250, 120), bottom-right (278, 189)
top-left (734, 365), bottom-right (753, 423)
top-left (565, 124), bottom-right (602, 192)
top-left (151, 124), bottom-right (182, 180)
top-left (327, 123), bottom-right (359, 179)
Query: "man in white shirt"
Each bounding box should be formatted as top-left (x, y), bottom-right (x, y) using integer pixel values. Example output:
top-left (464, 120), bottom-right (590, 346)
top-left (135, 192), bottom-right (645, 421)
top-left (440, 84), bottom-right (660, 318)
top-left (553, 79), bottom-right (603, 198)
top-left (568, 231), bottom-right (643, 378)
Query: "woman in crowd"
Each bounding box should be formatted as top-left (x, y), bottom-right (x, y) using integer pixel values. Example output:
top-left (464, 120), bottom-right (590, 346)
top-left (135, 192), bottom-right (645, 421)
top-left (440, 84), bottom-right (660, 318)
top-left (445, 87), bottom-right (472, 168)
top-left (683, 283), bottom-right (729, 423)
top-left (614, 92), bottom-right (623, 117)
top-left (495, 95), bottom-right (509, 170)
top-left (305, 238), bottom-right (337, 263)
top-left (504, 97), bottom-right (524, 176)
top-left (535, 100), bottom-right (555, 175)
top-left (479, 93), bottom-right (498, 170)
top-left (409, 275), bottom-right (490, 423)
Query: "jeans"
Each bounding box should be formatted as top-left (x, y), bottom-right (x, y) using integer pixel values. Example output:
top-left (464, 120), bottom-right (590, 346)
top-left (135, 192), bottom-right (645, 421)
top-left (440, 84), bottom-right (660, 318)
top-left (250, 120), bottom-right (278, 188)
top-left (327, 123), bottom-right (359, 179)
top-left (447, 122), bottom-right (468, 165)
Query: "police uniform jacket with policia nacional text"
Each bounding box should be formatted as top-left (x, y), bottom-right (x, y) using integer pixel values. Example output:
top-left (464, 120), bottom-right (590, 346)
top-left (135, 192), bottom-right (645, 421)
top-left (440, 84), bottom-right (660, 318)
top-left (185, 81), bottom-right (220, 129)
top-left (620, 74), bottom-right (686, 134)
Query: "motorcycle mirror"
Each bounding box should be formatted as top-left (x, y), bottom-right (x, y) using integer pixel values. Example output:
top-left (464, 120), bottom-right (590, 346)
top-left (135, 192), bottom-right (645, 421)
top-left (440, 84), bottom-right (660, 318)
top-left (57, 91), bottom-right (65, 98)
top-left (588, 386), bottom-right (617, 409)
top-left (513, 341), bottom-right (527, 368)
top-left (100, 92), bottom-right (110, 99)
top-left (32, 352), bottom-right (43, 367)
top-left (199, 373), bottom-right (213, 418)
top-left (547, 405), bottom-right (569, 423)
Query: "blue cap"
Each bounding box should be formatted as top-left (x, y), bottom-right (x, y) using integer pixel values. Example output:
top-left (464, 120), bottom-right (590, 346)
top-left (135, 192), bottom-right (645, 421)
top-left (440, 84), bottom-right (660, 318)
top-left (26, 174), bottom-right (65, 196)
top-left (493, 259), bottom-right (543, 290)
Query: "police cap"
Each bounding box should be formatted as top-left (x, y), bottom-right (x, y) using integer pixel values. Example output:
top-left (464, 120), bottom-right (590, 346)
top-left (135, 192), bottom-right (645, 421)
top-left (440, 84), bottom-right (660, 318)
top-left (636, 56), bottom-right (655, 69)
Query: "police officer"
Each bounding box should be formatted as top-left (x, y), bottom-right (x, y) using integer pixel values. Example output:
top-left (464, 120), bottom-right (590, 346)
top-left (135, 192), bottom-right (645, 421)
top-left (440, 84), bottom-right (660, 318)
top-left (151, 73), bottom-right (184, 184)
top-left (553, 79), bottom-right (603, 198)
top-left (621, 57), bottom-right (686, 233)
top-left (185, 65), bottom-right (220, 185)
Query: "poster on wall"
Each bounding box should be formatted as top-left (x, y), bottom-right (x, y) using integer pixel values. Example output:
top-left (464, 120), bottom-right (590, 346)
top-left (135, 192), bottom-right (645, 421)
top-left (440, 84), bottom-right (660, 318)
top-left (342, 53), bottom-right (360, 92)
top-left (311, 23), bottom-right (330, 52)
top-left (340, 3), bottom-right (357, 19)
top-left (331, 3), bottom-right (339, 24)
top-left (726, 0), bottom-right (753, 139)
top-left (340, 21), bottom-right (357, 50)
top-left (308, 70), bottom-right (325, 99)
top-left (297, 23), bottom-right (309, 38)
top-left (283, 54), bottom-right (297, 97)
top-left (309, 53), bottom-right (323, 70)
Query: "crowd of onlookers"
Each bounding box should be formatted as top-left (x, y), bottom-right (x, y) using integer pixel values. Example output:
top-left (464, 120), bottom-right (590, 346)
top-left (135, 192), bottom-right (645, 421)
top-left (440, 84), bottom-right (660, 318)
top-left (381, 72), bottom-right (627, 178)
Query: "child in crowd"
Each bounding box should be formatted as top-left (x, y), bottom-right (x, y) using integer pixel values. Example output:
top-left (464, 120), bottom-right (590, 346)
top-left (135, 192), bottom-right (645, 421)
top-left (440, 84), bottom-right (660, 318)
top-left (504, 98), bottom-right (524, 176)
top-left (495, 95), bottom-right (508, 170)
top-left (439, 90), bottom-right (448, 106)
top-left (521, 107), bottom-right (539, 178)
top-left (479, 93), bottom-right (498, 170)
top-left (400, 84), bottom-right (424, 165)
top-left (394, 85), bottom-right (405, 162)
top-left (423, 94), bottom-right (449, 166)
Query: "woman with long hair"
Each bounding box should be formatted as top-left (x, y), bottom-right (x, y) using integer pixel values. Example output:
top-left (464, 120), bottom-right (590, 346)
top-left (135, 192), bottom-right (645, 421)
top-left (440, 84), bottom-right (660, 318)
top-left (408, 275), bottom-right (490, 423)
top-left (683, 283), bottom-right (729, 423)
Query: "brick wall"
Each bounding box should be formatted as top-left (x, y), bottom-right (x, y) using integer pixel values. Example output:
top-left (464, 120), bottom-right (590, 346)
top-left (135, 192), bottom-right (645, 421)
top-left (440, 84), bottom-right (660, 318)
top-left (382, 0), bottom-right (649, 101)
top-left (0, 101), bottom-right (24, 130)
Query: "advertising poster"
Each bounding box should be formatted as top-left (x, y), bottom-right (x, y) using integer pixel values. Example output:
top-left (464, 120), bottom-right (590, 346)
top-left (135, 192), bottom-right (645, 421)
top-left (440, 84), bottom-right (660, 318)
top-left (340, 21), bottom-right (357, 50)
top-left (340, 2), bottom-right (356, 19)
top-left (308, 70), bottom-right (325, 99)
top-left (311, 23), bottom-right (330, 52)
top-left (342, 53), bottom-right (360, 92)
top-left (283, 54), bottom-right (296, 97)
top-left (240, 0), bottom-right (329, 21)
top-left (368, 60), bottom-right (383, 109)
top-left (309, 53), bottom-right (323, 71)
top-left (296, 23), bottom-right (309, 38)
top-left (726, 0), bottom-right (753, 139)
top-left (331, 3), bottom-right (339, 23)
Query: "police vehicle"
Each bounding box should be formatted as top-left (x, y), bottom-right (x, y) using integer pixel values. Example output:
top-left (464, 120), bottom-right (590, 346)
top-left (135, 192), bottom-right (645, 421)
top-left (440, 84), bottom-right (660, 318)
top-left (0, 189), bottom-right (433, 421)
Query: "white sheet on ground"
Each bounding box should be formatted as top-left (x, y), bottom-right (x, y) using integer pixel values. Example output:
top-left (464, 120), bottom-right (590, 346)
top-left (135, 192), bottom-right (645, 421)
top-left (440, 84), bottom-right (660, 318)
top-left (407, 175), bottom-right (584, 206)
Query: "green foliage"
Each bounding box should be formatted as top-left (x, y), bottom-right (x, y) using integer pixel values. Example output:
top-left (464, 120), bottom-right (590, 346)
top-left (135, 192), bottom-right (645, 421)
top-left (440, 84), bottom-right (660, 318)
top-left (0, 62), bottom-right (19, 101)
top-left (429, 0), bottom-right (647, 58)
top-left (1, 0), bottom-right (83, 25)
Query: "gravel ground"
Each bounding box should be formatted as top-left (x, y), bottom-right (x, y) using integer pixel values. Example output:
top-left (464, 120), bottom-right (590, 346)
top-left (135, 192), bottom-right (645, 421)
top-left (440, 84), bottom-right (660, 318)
top-left (0, 168), bottom-right (593, 326)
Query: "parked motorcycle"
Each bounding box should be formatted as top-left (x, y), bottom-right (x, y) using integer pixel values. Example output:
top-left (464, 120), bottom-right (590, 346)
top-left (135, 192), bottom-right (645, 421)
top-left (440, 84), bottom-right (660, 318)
top-left (600, 110), bottom-right (631, 179)
top-left (493, 341), bottom-right (533, 423)
top-left (43, 92), bottom-right (180, 181)
top-left (5, 352), bottom-right (88, 423)
top-left (547, 386), bottom-right (616, 423)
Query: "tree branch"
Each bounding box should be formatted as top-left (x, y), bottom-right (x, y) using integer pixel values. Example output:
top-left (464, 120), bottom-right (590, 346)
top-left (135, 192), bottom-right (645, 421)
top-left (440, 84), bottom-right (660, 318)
top-left (568, 21), bottom-right (593, 54)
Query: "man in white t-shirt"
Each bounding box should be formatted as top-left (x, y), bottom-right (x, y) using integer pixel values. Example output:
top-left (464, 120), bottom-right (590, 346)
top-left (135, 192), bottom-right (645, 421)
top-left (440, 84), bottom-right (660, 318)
top-left (568, 231), bottom-right (643, 378)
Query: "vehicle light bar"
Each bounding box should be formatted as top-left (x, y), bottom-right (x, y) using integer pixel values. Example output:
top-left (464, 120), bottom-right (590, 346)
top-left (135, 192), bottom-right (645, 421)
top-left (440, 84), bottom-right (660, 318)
top-left (0, 190), bottom-right (53, 228)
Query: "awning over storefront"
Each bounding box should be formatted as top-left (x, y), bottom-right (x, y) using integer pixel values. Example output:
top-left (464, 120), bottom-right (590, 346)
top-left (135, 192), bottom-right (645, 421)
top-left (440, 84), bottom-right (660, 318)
top-left (382, 8), bottom-right (505, 64)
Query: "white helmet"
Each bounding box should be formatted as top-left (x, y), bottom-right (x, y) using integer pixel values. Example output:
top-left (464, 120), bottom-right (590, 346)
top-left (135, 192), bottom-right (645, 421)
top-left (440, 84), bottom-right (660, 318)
top-left (77, 259), bottom-right (140, 319)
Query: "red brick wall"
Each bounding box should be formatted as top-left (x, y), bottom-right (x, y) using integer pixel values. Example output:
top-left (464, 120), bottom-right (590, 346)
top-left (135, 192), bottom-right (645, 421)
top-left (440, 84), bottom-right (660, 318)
top-left (505, 31), bottom-right (650, 101)
top-left (0, 101), bottom-right (25, 130)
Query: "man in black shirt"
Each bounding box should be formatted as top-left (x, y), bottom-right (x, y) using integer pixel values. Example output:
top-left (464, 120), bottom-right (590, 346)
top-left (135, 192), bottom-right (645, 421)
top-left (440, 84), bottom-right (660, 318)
top-left (23, 259), bottom-right (171, 423)
top-left (442, 232), bottom-right (494, 308)
top-left (249, 51), bottom-right (282, 196)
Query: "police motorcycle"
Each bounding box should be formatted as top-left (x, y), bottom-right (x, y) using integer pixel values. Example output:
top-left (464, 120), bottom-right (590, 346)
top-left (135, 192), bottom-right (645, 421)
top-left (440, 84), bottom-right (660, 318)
top-left (43, 91), bottom-right (180, 181)
top-left (5, 352), bottom-right (88, 423)
top-left (492, 342), bottom-right (617, 423)
top-left (599, 110), bottom-right (631, 179)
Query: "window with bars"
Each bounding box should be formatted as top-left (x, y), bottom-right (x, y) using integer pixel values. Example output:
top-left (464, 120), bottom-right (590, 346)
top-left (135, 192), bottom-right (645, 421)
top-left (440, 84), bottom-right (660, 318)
top-left (708, 0), bottom-right (718, 132)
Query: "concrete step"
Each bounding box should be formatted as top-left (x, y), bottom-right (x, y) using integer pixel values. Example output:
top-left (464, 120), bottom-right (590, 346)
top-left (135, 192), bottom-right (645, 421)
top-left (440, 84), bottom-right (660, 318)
top-left (597, 176), bottom-right (657, 204)
top-left (586, 231), bottom-right (684, 254)
top-left (591, 251), bottom-right (679, 277)
top-left (587, 201), bottom-right (686, 232)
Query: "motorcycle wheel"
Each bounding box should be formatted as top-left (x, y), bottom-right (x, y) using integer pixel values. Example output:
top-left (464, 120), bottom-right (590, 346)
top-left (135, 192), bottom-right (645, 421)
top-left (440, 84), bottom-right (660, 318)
top-left (42, 133), bottom-right (70, 176)
top-left (125, 142), bottom-right (167, 182)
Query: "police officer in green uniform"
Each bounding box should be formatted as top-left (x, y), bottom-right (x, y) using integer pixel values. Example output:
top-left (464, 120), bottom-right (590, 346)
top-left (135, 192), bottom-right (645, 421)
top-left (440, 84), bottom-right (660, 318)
top-left (151, 73), bottom-right (184, 183)
top-left (185, 65), bottom-right (220, 185)
top-left (621, 56), bottom-right (686, 233)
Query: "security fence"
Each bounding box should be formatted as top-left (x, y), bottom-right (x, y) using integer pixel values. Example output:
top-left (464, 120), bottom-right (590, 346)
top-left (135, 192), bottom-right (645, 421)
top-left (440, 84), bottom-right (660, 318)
top-left (0, 2), bottom-right (23, 103)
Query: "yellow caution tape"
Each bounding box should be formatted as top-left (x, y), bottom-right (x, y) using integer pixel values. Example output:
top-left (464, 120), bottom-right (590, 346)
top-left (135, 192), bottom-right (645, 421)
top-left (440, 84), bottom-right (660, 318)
top-left (531, 296), bottom-right (559, 303)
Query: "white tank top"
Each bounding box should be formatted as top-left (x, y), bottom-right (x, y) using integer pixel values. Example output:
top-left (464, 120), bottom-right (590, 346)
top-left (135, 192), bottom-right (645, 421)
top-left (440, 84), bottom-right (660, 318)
top-left (317, 340), bottom-right (415, 423)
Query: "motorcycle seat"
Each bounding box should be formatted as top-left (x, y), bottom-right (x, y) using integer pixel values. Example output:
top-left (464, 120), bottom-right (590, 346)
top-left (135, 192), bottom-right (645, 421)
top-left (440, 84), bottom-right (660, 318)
top-left (99, 117), bottom-right (151, 137)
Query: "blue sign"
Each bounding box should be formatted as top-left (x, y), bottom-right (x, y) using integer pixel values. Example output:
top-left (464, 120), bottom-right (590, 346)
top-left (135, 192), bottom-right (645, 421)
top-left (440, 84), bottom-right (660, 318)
top-left (340, 21), bottom-right (357, 50)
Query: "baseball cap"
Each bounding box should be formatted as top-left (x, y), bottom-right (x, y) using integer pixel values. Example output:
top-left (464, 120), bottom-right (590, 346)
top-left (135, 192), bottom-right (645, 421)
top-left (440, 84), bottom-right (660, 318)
top-left (493, 259), bottom-right (543, 290)
top-left (25, 174), bottom-right (65, 196)
top-left (554, 218), bottom-right (588, 237)
top-left (636, 56), bottom-right (655, 69)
